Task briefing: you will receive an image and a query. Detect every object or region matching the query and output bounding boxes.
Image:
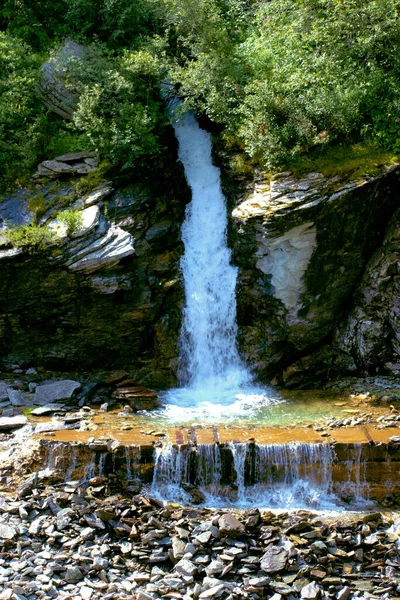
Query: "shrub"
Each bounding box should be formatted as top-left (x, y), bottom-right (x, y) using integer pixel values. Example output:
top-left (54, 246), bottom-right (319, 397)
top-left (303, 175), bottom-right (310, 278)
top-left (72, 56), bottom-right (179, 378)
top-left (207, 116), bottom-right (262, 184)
top-left (3, 224), bottom-right (56, 253)
top-left (57, 210), bottom-right (84, 236)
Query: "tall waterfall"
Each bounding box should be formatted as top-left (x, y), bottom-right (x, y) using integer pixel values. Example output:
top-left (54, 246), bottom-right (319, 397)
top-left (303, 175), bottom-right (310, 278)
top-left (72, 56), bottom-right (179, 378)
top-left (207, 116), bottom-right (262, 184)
top-left (161, 106), bottom-right (280, 422)
top-left (174, 113), bottom-right (249, 388)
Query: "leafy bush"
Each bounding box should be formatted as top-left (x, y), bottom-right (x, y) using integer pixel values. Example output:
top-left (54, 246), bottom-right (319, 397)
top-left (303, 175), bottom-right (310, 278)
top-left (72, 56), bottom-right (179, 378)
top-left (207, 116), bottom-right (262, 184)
top-left (57, 210), bottom-right (84, 236)
top-left (3, 225), bottom-right (56, 253)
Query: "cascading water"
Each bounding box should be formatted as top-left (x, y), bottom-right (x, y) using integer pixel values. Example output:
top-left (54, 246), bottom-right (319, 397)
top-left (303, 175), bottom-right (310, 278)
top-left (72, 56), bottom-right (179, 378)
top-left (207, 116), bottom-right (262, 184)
top-left (150, 441), bottom-right (370, 510)
top-left (161, 106), bottom-right (281, 422)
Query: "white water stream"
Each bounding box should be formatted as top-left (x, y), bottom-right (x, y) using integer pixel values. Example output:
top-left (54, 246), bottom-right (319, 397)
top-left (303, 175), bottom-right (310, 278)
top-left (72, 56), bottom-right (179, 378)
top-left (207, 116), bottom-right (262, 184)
top-left (162, 109), bottom-right (280, 422)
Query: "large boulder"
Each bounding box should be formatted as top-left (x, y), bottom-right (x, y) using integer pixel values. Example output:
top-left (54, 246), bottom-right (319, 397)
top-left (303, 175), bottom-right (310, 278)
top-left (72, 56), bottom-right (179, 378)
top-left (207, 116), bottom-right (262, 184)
top-left (34, 380), bottom-right (81, 405)
top-left (38, 39), bottom-right (94, 120)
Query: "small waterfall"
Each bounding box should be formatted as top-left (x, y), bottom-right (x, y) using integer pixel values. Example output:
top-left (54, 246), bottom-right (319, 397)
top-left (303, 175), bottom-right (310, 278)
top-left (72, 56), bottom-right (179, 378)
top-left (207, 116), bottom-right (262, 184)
top-left (83, 453), bottom-right (96, 481)
top-left (125, 445), bottom-right (141, 481)
top-left (150, 441), bottom-right (357, 509)
top-left (339, 444), bottom-right (370, 504)
top-left (65, 447), bottom-right (78, 481)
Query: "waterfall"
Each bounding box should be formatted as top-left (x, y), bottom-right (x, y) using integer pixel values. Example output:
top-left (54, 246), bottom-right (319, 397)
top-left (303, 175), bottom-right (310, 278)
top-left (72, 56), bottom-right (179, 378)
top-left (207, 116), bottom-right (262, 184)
top-left (150, 441), bottom-right (368, 509)
top-left (173, 112), bottom-right (248, 389)
top-left (160, 106), bottom-right (280, 422)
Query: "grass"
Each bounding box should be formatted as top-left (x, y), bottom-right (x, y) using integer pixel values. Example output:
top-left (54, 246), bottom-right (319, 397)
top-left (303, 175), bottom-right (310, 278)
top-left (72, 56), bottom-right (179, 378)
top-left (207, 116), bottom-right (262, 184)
top-left (285, 143), bottom-right (400, 181)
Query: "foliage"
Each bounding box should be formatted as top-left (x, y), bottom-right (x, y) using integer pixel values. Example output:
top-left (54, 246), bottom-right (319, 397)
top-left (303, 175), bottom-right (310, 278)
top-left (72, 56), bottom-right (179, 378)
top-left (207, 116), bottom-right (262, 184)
top-left (162, 0), bottom-right (400, 167)
top-left (69, 50), bottom-right (166, 169)
top-left (2, 224), bottom-right (56, 253)
top-left (1, 0), bottom-right (400, 185)
top-left (57, 210), bottom-right (84, 236)
top-left (27, 194), bottom-right (47, 224)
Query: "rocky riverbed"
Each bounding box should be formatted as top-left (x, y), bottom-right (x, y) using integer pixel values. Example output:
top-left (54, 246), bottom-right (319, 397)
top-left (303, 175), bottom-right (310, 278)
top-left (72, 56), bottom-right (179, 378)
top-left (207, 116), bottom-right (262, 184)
top-left (0, 478), bottom-right (400, 600)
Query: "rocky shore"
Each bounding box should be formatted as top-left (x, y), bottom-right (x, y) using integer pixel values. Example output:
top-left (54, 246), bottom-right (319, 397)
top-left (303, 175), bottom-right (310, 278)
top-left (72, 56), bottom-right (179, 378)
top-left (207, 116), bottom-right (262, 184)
top-left (0, 479), bottom-right (399, 600)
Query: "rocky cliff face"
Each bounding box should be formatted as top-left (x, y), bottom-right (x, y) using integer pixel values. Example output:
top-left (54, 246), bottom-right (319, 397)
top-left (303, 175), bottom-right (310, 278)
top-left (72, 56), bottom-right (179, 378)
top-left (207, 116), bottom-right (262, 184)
top-left (0, 154), bottom-right (187, 388)
top-left (229, 165), bottom-right (400, 387)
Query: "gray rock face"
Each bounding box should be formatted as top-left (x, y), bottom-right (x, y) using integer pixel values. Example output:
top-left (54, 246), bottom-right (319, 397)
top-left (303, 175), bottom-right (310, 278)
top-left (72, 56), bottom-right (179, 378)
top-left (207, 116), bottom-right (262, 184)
top-left (31, 404), bottom-right (67, 416)
top-left (218, 514), bottom-right (245, 537)
top-left (334, 208), bottom-right (400, 376)
top-left (230, 164), bottom-right (400, 385)
top-left (0, 416), bottom-right (27, 430)
top-left (301, 582), bottom-right (321, 599)
top-left (34, 380), bottom-right (81, 405)
top-left (38, 39), bottom-right (94, 120)
top-left (0, 522), bottom-right (16, 539)
top-left (260, 545), bottom-right (288, 574)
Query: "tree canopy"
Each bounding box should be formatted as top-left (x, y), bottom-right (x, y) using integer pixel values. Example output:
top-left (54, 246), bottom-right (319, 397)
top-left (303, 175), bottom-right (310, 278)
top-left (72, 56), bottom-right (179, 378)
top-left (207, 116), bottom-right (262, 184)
top-left (1, 0), bottom-right (400, 189)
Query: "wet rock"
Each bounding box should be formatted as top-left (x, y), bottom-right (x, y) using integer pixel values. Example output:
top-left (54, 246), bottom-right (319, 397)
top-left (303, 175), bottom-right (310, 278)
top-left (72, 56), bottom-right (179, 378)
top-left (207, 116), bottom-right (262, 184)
top-left (218, 514), bottom-right (245, 538)
top-left (34, 380), bottom-right (81, 404)
top-left (0, 415), bottom-right (27, 430)
top-left (260, 546), bottom-right (288, 574)
top-left (67, 225), bottom-right (134, 273)
top-left (31, 404), bottom-right (67, 416)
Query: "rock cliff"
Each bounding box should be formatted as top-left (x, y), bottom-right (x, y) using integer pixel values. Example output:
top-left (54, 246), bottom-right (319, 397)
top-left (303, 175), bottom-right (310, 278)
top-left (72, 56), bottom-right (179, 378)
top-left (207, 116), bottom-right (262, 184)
top-left (0, 153), bottom-right (187, 388)
top-left (229, 164), bottom-right (400, 387)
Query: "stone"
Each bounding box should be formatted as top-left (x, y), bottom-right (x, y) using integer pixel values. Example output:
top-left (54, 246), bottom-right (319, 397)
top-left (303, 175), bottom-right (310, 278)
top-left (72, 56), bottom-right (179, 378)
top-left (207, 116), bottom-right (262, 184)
top-left (83, 185), bottom-right (113, 207)
top-left (218, 514), bottom-right (245, 538)
top-left (31, 404), bottom-right (67, 416)
top-left (71, 206), bottom-right (100, 238)
top-left (7, 388), bottom-right (26, 406)
top-left (0, 415), bottom-right (27, 430)
top-left (301, 582), bottom-right (321, 599)
top-left (0, 522), bottom-right (16, 539)
top-left (65, 565), bottom-right (83, 582)
top-left (67, 226), bottom-right (135, 273)
top-left (205, 560), bottom-right (224, 577)
top-left (34, 380), bottom-right (81, 404)
top-left (175, 559), bottom-right (197, 577)
top-left (260, 546), bottom-right (288, 574)
top-left (172, 537), bottom-right (186, 560)
top-left (336, 587), bottom-right (351, 600)
top-left (0, 381), bottom-right (9, 401)
top-left (199, 585), bottom-right (225, 599)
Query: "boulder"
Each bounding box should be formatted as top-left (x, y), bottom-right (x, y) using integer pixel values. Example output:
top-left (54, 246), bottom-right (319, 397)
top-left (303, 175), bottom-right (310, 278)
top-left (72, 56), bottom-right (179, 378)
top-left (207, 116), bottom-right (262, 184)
top-left (112, 385), bottom-right (159, 411)
top-left (0, 416), bottom-right (27, 430)
top-left (7, 389), bottom-right (27, 407)
top-left (38, 38), bottom-right (94, 120)
top-left (34, 380), bottom-right (81, 405)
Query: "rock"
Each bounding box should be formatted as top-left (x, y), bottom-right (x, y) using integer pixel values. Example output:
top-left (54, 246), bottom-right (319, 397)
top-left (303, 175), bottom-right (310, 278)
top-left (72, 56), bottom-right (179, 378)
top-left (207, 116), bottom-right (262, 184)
top-left (218, 514), bottom-right (245, 538)
top-left (199, 585), bottom-right (225, 599)
top-left (38, 39), bottom-right (95, 120)
top-left (301, 582), bottom-right (321, 599)
top-left (113, 385), bottom-right (159, 411)
top-left (336, 587), bottom-right (351, 600)
top-left (205, 560), bottom-right (224, 577)
top-left (65, 565), bottom-right (83, 582)
top-left (83, 185), bottom-right (113, 206)
top-left (175, 559), bottom-right (197, 577)
top-left (0, 381), bottom-right (9, 401)
top-left (7, 388), bottom-right (26, 406)
top-left (72, 206), bottom-right (100, 238)
top-left (0, 415), bottom-right (27, 430)
top-left (34, 380), bottom-right (81, 404)
top-left (67, 226), bottom-right (135, 273)
top-left (260, 546), bottom-right (288, 574)
top-left (0, 521), bottom-right (16, 539)
top-left (31, 404), bottom-right (67, 416)
top-left (172, 537), bottom-right (186, 560)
